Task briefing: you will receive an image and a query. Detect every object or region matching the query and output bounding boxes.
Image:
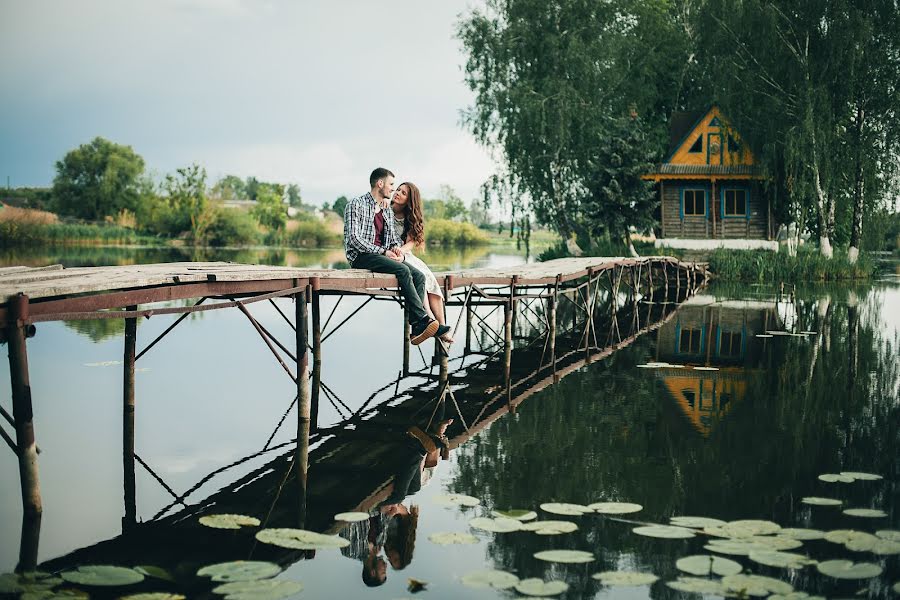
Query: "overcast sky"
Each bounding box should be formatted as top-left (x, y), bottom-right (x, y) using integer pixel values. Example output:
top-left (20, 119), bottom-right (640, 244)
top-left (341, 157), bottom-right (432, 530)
top-left (0, 0), bottom-right (495, 206)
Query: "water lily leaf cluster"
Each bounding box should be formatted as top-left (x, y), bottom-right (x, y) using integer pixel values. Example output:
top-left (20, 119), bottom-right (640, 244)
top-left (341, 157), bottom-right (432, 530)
top-left (255, 528), bottom-right (349, 550)
top-left (198, 514), bottom-right (260, 530)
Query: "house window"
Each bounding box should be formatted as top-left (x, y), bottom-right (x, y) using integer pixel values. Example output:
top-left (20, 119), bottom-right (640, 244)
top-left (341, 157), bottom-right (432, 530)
top-left (683, 189), bottom-right (706, 216)
top-left (679, 328), bottom-right (703, 354)
top-left (718, 330), bottom-right (743, 358)
top-left (688, 136), bottom-right (703, 153)
top-left (723, 189), bottom-right (748, 217)
top-left (728, 135), bottom-right (741, 154)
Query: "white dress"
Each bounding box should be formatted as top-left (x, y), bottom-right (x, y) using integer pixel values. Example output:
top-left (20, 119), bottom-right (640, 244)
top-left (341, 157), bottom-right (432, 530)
top-left (392, 215), bottom-right (442, 299)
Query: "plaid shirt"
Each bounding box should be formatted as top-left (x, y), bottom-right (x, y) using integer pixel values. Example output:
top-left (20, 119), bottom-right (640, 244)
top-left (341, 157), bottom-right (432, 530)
top-left (343, 192), bottom-right (402, 264)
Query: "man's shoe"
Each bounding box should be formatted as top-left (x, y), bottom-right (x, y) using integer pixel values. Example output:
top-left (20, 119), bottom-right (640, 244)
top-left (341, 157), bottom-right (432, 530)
top-left (435, 324), bottom-right (451, 341)
top-left (410, 318), bottom-right (440, 345)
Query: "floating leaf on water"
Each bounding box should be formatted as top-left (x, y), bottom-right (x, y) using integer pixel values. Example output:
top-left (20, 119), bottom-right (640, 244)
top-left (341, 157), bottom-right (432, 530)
top-left (198, 514), bottom-right (261, 530)
top-left (746, 535), bottom-right (804, 550)
top-left (333, 512), bottom-right (369, 522)
top-left (62, 566), bottom-right (144, 587)
top-left (212, 579), bottom-right (303, 600)
top-left (0, 574), bottom-right (25, 594)
top-left (255, 528), bottom-right (349, 550)
top-left (722, 574), bottom-right (793, 596)
top-left (407, 578), bottom-right (427, 593)
top-left (692, 366), bottom-right (719, 371)
top-left (632, 525), bottom-right (695, 539)
top-left (748, 550), bottom-right (816, 569)
top-left (460, 569), bottom-right (519, 590)
top-left (432, 493), bottom-right (480, 507)
top-left (428, 531), bottom-right (478, 545)
top-left (723, 519), bottom-right (782, 536)
top-left (839, 471), bottom-right (882, 481)
top-left (869, 539), bottom-right (900, 555)
top-left (779, 528), bottom-right (825, 540)
top-left (893, 582), bottom-right (900, 594)
top-left (540, 502), bottom-right (591, 516)
top-left (666, 577), bottom-right (729, 595)
top-left (816, 560), bottom-right (883, 580)
top-left (135, 566), bottom-right (175, 583)
top-left (675, 554), bottom-right (742, 576)
top-left (877, 530), bottom-right (900, 541)
top-left (824, 529), bottom-right (879, 552)
top-left (768, 594), bottom-right (826, 600)
top-left (533, 550), bottom-right (594, 564)
top-left (704, 538), bottom-right (770, 556)
top-left (119, 595), bottom-right (186, 600)
top-left (592, 571), bottom-right (658, 586)
top-left (801, 497), bottom-right (842, 506)
top-left (520, 520), bottom-right (578, 535)
top-left (588, 502), bottom-right (642, 514)
top-left (22, 591), bottom-right (89, 600)
top-left (514, 578), bottom-right (569, 597)
top-left (469, 516), bottom-right (523, 533)
top-left (197, 561), bottom-right (281, 583)
top-left (818, 473), bottom-right (854, 483)
top-left (756, 334), bottom-right (774, 338)
top-left (843, 508), bottom-right (887, 518)
top-left (765, 330), bottom-right (791, 335)
top-left (670, 516), bottom-right (726, 528)
top-left (491, 509), bottom-right (537, 521)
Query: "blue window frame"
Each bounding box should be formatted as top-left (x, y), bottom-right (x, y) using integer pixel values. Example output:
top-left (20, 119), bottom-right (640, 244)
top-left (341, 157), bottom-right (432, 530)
top-left (675, 322), bottom-right (706, 355)
top-left (721, 186), bottom-right (750, 219)
top-left (715, 326), bottom-right (746, 359)
top-left (680, 187), bottom-right (708, 219)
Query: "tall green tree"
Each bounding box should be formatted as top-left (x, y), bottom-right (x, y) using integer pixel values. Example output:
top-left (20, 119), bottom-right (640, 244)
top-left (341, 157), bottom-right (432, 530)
top-left (286, 183), bottom-right (302, 207)
top-left (251, 186), bottom-right (288, 231)
top-left (52, 137), bottom-right (145, 220)
top-left (332, 196), bottom-right (349, 217)
top-left (164, 164), bottom-right (212, 242)
top-left (211, 175), bottom-right (246, 201)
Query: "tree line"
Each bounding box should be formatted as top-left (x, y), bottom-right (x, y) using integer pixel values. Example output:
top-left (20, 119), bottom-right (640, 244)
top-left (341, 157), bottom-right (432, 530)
top-left (458, 0), bottom-right (900, 260)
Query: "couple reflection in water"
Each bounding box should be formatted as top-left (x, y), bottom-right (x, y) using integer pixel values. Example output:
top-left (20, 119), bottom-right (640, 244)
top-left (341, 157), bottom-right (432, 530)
top-left (340, 418), bottom-right (453, 587)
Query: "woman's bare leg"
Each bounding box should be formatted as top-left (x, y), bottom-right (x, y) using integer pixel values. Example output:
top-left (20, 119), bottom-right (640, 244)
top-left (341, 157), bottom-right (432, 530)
top-left (428, 293), bottom-right (454, 342)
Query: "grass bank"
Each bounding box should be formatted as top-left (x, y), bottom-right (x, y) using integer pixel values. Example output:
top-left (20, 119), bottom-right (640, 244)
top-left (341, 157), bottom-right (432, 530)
top-left (707, 248), bottom-right (875, 282)
top-left (0, 207), bottom-right (159, 247)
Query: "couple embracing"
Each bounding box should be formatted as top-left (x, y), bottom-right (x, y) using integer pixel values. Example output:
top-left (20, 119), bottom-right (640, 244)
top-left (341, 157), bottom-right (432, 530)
top-left (343, 168), bottom-right (453, 346)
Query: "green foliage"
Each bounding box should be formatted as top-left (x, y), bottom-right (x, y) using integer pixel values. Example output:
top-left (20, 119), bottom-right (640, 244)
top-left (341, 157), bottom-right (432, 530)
top-left (426, 219), bottom-right (490, 246)
top-left (282, 221), bottom-right (341, 248)
top-left (206, 208), bottom-right (259, 247)
top-left (163, 164), bottom-right (211, 242)
top-left (707, 248), bottom-right (875, 282)
top-left (286, 183), bottom-right (302, 207)
top-left (0, 220), bottom-right (151, 248)
top-left (211, 175), bottom-right (246, 200)
top-left (52, 137), bottom-right (146, 220)
top-left (1, 187), bottom-right (53, 210)
top-left (425, 185), bottom-right (469, 221)
top-left (251, 186), bottom-right (287, 231)
top-left (332, 196), bottom-right (348, 217)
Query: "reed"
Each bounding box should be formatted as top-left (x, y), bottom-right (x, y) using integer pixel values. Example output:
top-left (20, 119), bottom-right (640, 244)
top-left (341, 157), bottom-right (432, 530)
top-left (707, 247), bottom-right (875, 282)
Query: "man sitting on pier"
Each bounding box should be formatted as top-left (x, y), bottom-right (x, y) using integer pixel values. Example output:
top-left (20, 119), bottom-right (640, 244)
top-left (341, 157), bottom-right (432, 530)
top-left (344, 167), bottom-right (450, 345)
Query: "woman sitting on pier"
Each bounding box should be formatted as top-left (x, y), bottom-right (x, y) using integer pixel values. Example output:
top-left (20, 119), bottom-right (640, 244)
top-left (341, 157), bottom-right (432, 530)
top-left (390, 181), bottom-right (453, 343)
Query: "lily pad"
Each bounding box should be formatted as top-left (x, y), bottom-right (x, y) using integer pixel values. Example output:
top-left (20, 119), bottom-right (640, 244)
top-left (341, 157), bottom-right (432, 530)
top-left (894, 582), bottom-right (900, 594)
top-left (432, 493), bottom-right (480, 507)
top-left (533, 550), bottom-right (594, 563)
top-left (469, 516), bottom-right (523, 533)
top-left (460, 569), bottom-right (519, 590)
top-left (197, 561), bottom-right (281, 583)
top-left (843, 508), bottom-right (887, 518)
top-left (669, 516), bottom-right (727, 528)
top-left (119, 595), bottom-right (186, 600)
top-left (815, 559), bottom-right (883, 579)
top-left (588, 502), bottom-right (642, 514)
top-left (779, 528), bottom-right (825, 540)
top-left (870, 539), bottom-right (900, 555)
top-left (428, 531), bottom-right (478, 545)
top-left (135, 566), bottom-right (175, 583)
top-left (768, 594), bottom-right (825, 600)
top-left (676, 554), bottom-right (742, 576)
top-left (633, 525), bottom-right (695, 539)
top-left (198, 514), bottom-right (261, 530)
top-left (877, 529), bottom-right (900, 541)
top-left (825, 529), bottom-right (879, 551)
top-left (212, 579), bottom-right (303, 600)
top-left (722, 519), bottom-right (782, 536)
top-left (521, 520), bottom-right (578, 535)
top-left (839, 471), bottom-right (882, 480)
top-left (62, 566), bottom-right (144, 587)
top-left (818, 473), bottom-right (854, 483)
top-left (255, 528), bottom-right (349, 550)
top-left (747, 550), bottom-right (816, 569)
top-left (540, 502), bottom-right (591, 516)
top-left (333, 511), bottom-right (369, 522)
top-left (722, 574), bottom-right (793, 595)
top-left (592, 571), bottom-right (658, 586)
top-left (666, 577), bottom-right (729, 595)
top-left (705, 538), bottom-right (771, 556)
top-left (756, 334), bottom-right (774, 338)
top-left (746, 535), bottom-right (803, 550)
top-left (514, 578), bottom-right (569, 596)
top-left (492, 509), bottom-right (537, 521)
top-left (21, 592), bottom-right (89, 600)
top-left (801, 496), bottom-right (842, 506)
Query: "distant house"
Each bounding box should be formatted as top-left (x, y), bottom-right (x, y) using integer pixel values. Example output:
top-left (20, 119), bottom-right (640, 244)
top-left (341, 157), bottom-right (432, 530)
top-left (644, 106), bottom-right (773, 244)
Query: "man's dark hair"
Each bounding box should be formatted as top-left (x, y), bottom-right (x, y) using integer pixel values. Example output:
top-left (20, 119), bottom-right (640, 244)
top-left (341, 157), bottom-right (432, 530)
top-left (370, 167), bottom-right (395, 189)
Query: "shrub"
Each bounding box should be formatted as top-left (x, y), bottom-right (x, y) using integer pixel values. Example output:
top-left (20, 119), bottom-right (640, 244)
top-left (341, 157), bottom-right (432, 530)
top-left (206, 208), bottom-right (260, 247)
top-left (426, 219), bottom-right (489, 246)
top-left (283, 220), bottom-right (341, 247)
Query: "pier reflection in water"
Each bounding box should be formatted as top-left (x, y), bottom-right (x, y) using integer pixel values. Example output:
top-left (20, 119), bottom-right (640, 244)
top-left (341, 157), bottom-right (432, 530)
top-left (4, 281), bottom-right (900, 599)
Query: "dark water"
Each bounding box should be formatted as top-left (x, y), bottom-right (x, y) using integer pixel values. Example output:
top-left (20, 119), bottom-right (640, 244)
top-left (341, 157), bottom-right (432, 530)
top-left (1, 247), bottom-right (898, 599)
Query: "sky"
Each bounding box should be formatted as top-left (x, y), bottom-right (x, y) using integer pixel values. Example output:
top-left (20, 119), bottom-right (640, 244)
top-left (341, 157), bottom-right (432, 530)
top-left (0, 0), bottom-right (495, 206)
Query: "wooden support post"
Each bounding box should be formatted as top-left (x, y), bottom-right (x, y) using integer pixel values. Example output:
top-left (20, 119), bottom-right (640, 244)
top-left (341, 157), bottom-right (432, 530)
top-left (310, 278), bottom-right (321, 432)
top-left (503, 298), bottom-right (512, 410)
top-left (402, 303), bottom-right (411, 376)
top-left (294, 286), bottom-right (310, 527)
top-left (122, 306), bottom-right (137, 533)
top-left (6, 294), bottom-right (42, 571)
top-left (509, 276), bottom-right (518, 339)
top-left (464, 292), bottom-right (473, 353)
top-left (585, 268), bottom-right (594, 362)
top-left (550, 276), bottom-right (560, 382)
top-left (676, 265), bottom-right (681, 301)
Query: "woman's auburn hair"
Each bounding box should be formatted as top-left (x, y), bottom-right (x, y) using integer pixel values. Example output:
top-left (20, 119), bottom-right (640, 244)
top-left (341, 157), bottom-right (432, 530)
top-left (398, 182), bottom-right (425, 248)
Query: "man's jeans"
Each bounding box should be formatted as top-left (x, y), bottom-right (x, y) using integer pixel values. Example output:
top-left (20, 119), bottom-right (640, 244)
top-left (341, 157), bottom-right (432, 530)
top-left (351, 253), bottom-right (429, 325)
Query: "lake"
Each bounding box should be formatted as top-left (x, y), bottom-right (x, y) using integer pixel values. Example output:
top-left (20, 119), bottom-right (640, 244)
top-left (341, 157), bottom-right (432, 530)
top-left (1, 245), bottom-right (898, 599)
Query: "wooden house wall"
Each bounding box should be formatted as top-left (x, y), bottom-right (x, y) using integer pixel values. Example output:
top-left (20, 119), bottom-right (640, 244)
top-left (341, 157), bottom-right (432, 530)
top-left (656, 305), bottom-right (774, 366)
top-left (660, 180), bottom-right (769, 239)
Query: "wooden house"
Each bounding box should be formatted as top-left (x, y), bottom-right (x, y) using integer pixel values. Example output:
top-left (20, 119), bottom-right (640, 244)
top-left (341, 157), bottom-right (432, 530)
top-left (645, 106), bottom-right (773, 241)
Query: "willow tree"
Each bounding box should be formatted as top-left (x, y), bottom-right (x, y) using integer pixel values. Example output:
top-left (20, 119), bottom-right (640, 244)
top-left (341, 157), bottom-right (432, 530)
top-left (458, 0), bottom-right (693, 254)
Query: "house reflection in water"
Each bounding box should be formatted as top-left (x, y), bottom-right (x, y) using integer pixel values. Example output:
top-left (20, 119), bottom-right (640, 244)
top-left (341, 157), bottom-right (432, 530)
top-left (654, 295), bottom-right (780, 436)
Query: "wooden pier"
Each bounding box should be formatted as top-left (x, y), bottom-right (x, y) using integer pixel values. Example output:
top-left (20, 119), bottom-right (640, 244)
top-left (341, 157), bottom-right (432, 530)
top-left (0, 256), bottom-right (709, 570)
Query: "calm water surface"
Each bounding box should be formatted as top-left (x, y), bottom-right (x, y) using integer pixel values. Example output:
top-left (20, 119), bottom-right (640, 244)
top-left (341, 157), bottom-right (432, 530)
top-left (1, 246), bottom-right (898, 599)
